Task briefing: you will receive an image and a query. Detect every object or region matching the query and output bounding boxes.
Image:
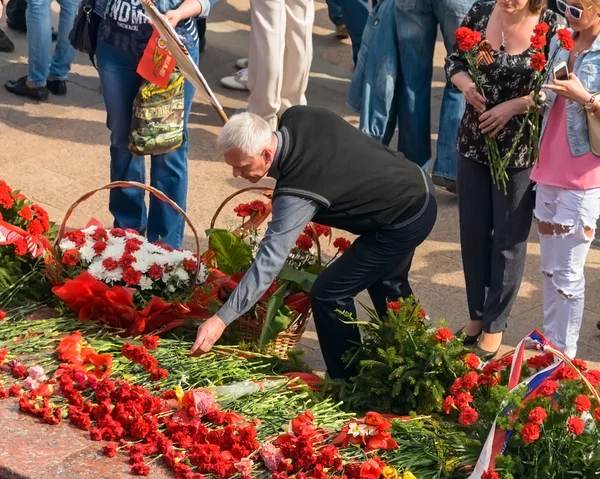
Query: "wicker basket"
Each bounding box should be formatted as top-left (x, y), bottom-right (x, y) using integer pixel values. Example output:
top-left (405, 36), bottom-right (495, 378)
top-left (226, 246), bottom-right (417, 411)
top-left (204, 187), bottom-right (321, 358)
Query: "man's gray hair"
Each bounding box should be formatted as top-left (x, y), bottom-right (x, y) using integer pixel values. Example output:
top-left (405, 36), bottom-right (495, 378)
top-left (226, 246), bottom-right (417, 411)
top-left (217, 112), bottom-right (273, 156)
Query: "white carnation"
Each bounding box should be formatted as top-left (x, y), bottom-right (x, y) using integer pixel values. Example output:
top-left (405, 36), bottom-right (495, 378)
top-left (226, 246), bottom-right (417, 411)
top-left (79, 244), bottom-right (96, 263)
top-left (162, 272), bottom-right (172, 283)
top-left (102, 242), bottom-right (125, 260)
top-left (107, 235), bottom-right (126, 247)
top-left (167, 284), bottom-right (176, 293)
top-left (59, 239), bottom-right (77, 252)
top-left (139, 275), bottom-right (153, 290)
top-left (167, 250), bottom-right (185, 263)
top-left (125, 230), bottom-right (142, 239)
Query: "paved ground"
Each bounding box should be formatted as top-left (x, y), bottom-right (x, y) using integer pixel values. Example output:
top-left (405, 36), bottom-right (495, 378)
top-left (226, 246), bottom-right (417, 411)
top-left (1, 0), bottom-right (600, 375)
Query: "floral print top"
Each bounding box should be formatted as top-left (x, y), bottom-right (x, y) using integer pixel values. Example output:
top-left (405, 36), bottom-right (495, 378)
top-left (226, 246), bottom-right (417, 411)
top-left (445, 1), bottom-right (565, 169)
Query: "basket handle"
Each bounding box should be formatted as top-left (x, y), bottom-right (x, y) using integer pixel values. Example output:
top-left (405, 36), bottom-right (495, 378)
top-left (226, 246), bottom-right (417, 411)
top-left (54, 181), bottom-right (202, 284)
top-left (209, 187), bottom-right (322, 273)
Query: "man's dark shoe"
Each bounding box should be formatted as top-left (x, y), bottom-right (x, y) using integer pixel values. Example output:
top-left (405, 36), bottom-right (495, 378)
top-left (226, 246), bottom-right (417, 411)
top-left (0, 28), bottom-right (15, 53)
top-left (47, 79), bottom-right (67, 95)
top-left (5, 76), bottom-right (49, 101)
top-left (6, 21), bottom-right (58, 41)
top-left (432, 175), bottom-right (457, 194)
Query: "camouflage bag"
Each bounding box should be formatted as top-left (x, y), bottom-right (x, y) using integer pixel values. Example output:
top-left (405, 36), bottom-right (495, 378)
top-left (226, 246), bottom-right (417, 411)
top-left (129, 69), bottom-right (186, 156)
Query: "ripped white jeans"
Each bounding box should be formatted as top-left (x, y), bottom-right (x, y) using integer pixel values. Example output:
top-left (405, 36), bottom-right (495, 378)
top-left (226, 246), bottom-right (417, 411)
top-left (534, 184), bottom-right (600, 358)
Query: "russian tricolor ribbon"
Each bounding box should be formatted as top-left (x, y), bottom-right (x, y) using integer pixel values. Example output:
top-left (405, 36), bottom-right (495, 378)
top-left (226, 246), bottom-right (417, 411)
top-left (0, 220), bottom-right (50, 258)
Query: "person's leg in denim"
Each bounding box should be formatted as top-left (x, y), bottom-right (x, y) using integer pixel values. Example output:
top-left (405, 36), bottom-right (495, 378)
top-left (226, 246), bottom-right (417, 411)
top-left (148, 43), bottom-right (199, 248)
top-left (25, 0), bottom-right (53, 87)
top-left (326, 0), bottom-right (345, 26)
top-left (48, 0), bottom-right (78, 82)
top-left (430, 0), bottom-right (472, 183)
top-left (96, 40), bottom-right (147, 236)
top-left (395, 0), bottom-right (437, 168)
top-left (341, 0), bottom-right (369, 64)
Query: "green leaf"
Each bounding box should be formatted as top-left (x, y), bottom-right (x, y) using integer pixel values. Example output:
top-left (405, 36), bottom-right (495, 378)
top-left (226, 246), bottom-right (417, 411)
top-left (258, 282), bottom-right (292, 349)
top-left (279, 263), bottom-right (317, 292)
top-left (207, 229), bottom-right (253, 275)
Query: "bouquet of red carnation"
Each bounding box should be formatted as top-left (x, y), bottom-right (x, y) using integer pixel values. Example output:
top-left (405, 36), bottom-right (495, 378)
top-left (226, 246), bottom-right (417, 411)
top-left (443, 330), bottom-right (600, 478)
top-left (200, 188), bottom-right (353, 355)
top-left (0, 179), bottom-right (53, 306)
top-left (47, 182), bottom-right (209, 336)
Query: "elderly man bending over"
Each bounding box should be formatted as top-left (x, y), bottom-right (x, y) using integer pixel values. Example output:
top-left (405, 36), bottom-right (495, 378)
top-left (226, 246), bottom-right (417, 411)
top-left (191, 106), bottom-right (437, 379)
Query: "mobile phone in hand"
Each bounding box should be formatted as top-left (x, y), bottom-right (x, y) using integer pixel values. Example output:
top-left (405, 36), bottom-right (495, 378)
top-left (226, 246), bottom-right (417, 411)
top-left (554, 61), bottom-right (569, 81)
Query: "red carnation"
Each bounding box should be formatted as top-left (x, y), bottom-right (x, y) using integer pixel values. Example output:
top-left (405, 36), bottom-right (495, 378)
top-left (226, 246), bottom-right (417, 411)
top-left (27, 219), bottom-right (44, 236)
top-left (0, 389), bottom-right (8, 400)
top-left (65, 230), bottom-right (86, 248)
top-left (574, 395), bottom-right (592, 413)
top-left (572, 358), bottom-right (588, 372)
top-left (103, 443), bottom-right (118, 457)
top-left (119, 253), bottom-right (136, 269)
top-left (234, 203), bottom-right (251, 217)
top-left (125, 238), bottom-right (143, 254)
top-left (110, 228), bottom-right (126, 238)
top-left (148, 264), bottom-right (164, 280)
top-left (435, 328), bottom-right (454, 343)
top-left (594, 408), bottom-right (600, 422)
top-left (93, 241), bottom-right (107, 255)
top-left (530, 52), bottom-right (547, 71)
top-left (566, 416), bottom-right (585, 436)
top-left (150, 368), bottom-right (169, 381)
top-left (454, 392), bottom-right (473, 411)
top-left (455, 26), bottom-right (482, 52)
top-left (123, 267), bottom-right (142, 286)
top-left (585, 370), bottom-right (600, 387)
top-left (249, 200), bottom-right (267, 215)
top-left (530, 34), bottom-right (546, 50)
top-left (295, 234), bottom-right (313, 252)
top-left (18, 206), bottom-right (33, 221)
top-left (464, 353), bottom-right (480, 370)
top-left (462, 371), bottom-right (479, 391)
top-left (528, 406), bottom-right (547, 425)
top-left (131, 463), bottom-right (150, 476)
top-left (458, 406), bottom-right (478, 426)
top-left (0, 348), bottom-right (6, 361)
top-left (533, 22), bottom-right (549, 36)
top-left (102, 258), bottom-right (119, 271)
top-left (9, 385), bottom-right (21, 397)
top-left (13, 237), bottom-right (28, 256)
top-left (521, 422), bottom-right (540, 443)
top-left (62, 249), bottom-right (80, 267)
top-left (556, 366), bottom-right (578, 381)
top-left (12, 365), bottom-right (27, 379)
top-left (387, 301), bottom-right (401, 313)
top-left (333, 237), bottom-right (351, 254)
top-left (538, 379), bottom-right (559, 397)
top-left (91, 228), bottom-right (108, 241)
top-left (0, 310), bottom-right (5, 321)
top-left (558, 28), bottom-right (574, 51)
top-left (442, 396), bottom-right (455, 415)
top-left (183, 258), bottom-right (198, 272)
top-left (482, 470), bottom-right (500, 479)
top-left (142, 336), bottom-right (160, 351)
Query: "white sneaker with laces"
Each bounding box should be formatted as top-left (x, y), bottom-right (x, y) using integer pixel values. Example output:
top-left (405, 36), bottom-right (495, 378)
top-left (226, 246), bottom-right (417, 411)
top-left (236, 58), bottom-right (249, 69)
top-left (220, 68), bottom-right (249, 91)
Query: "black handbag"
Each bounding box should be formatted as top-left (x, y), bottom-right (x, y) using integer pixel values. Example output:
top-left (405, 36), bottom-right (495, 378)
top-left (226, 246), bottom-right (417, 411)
top-left (68, 0), bottom-right (102, 65)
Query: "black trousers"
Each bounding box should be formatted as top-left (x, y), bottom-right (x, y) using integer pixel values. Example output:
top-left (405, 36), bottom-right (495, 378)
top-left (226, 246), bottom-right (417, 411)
top-left (311, 176), bottom-right (437, 379)
top-left (456, 155), bottom-right (533, 335)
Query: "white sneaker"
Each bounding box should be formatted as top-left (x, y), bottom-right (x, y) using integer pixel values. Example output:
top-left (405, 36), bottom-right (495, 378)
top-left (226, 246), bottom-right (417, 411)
top-left (220, 68), bottom-right (249, 91)
top-left (236, 58), bottom-right (249, 69)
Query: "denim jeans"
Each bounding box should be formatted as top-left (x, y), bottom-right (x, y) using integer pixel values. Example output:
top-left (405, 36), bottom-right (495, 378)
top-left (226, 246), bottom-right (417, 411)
top-left (96, 38), bottom-right (198, 249)
top-left (311, 175), bottom-right (437, 379)
top-left (535, 184), bottom-right (600, 358)
top-left (395, 0), bottom-right (474, 181)
top-left (325, 0), bottom-right (344, 26)
top-left (342, 0), bottom-right (369, 65)
top-left (26, 0), bottom-right (78, 87)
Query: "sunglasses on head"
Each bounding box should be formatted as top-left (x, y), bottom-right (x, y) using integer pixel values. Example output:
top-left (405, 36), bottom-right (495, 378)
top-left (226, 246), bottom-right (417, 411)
top-left (556, 0), bottom-right (593, 20)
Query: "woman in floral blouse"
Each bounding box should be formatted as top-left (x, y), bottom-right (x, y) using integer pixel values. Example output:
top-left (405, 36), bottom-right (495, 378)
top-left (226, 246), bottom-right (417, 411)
top-left (445, 0), bottom-right (565, 360)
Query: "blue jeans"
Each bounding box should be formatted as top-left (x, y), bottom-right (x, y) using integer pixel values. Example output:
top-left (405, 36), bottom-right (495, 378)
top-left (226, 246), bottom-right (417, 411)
top-left (342, 0), bottom-right (369, 65)
top-left (326, 0), bottom-right (344, 26)
top-left (96, 39), bottom-right (198, 249)
top-left (26, 0), bottom-right (78, 87)
top-left (395, 0), bottom-right (473, 181)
